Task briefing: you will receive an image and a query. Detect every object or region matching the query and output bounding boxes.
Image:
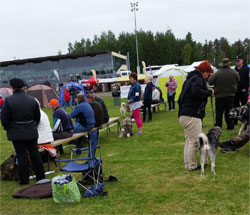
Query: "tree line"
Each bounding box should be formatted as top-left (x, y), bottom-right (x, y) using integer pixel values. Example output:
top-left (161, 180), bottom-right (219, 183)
top-left (66, 30), bottom-right (250, 72)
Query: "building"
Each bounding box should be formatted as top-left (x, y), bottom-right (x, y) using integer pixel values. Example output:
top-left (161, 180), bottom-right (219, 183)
top-left (0, 50), bottom-right (128, 87)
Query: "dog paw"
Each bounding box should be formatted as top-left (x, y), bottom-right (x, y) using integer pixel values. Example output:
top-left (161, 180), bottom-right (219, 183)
top-left (127, 134), bottom-right (130, 137)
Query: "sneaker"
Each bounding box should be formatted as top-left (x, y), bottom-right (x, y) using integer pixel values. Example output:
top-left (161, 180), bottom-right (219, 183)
top-left (170, 109), bottom-right (174, 112)
top-left (147, 120), bottom-right (151, 123)
top-left (221, 147), bottom-right (236, 153)
top-left (135, 132), bottom-right (143, 135)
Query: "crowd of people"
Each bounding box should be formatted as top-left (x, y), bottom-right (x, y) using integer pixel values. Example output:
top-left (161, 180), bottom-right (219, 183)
top-left (1, 79), bottom-right (110, 185)
top-left (0, 56), bottom-right (249, 185)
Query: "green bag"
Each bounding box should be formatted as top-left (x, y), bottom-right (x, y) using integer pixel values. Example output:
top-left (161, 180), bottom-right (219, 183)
top-left (52, 177), bottom-right (81, 203)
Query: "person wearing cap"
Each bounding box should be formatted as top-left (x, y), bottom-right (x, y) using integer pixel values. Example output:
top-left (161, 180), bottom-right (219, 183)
top-left (208, 58), bottom-right (240, 129)
top-left (1, 78), bottom-right (45, 185)
top-left (86, 93), bottom-right (109, 123)
top-left (178, 61), bottom-right (214, 171)
top-left (70, 93), bottom-right (95, 133)
top-left (165, 74), bottom-right (177, 111)
top-left (234, 56), bottom-right (249, 107)
top-left (48, 98), bottom-right (74, 155)
top-left (143, 76), bottom-right (153, 123)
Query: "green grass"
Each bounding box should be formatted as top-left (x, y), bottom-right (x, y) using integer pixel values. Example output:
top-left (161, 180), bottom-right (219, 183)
top-left (0, 97), bottom-right (249, 215)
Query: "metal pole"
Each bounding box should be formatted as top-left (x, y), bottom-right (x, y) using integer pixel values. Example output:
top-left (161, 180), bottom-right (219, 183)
top-left (131, 2), bottom-right (140, 74)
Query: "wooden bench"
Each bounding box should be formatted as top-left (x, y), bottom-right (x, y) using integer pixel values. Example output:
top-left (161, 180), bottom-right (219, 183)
top-left (151, 101), bottom-right (167, 112)
top-left (38, 117), bottom-right (120, 153)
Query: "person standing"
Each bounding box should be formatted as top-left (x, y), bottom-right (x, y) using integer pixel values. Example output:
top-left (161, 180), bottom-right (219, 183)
top-left (234, 56), bottom-right (249, 107)
top-left (64, 87), bottom-right (73, 111)
top-left (165, 75), bottom-right (177, 111)
top-left (143, 76), bottom-right (153, 123)
top-left (1, 78), bottom-right (45, 185)
top-left (178, 61), bottom-right (214, 171)
top-left (128, 72), bottom-right (143, 135)
top-left (208, 58), bottom-right (240, 130)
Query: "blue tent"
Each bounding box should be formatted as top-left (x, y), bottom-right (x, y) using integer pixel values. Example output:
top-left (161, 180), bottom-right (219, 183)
top-left (59, 82), bottom-right (86, 107)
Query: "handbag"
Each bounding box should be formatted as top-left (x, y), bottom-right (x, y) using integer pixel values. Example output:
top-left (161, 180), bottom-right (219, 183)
top-left (52, 175), bottom-right (81, 203)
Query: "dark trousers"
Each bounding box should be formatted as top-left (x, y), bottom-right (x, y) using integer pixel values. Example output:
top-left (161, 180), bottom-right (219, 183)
top-left (215, 96), bottom-right (234, 129)
top-left (167, 93), bottom-right (176, 110)
top-left (13, 139), bottom-right (45, 183)
top-left (143, 101), bottom-right (152, 121)
top-left (53, 131), bottom-right (73, 154)
top-left (234, 91), bottom-right (248, 107)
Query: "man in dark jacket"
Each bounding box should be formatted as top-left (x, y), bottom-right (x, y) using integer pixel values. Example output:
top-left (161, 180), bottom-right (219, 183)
top-left (234, 56), bottom-right (249, 107)
top-left (49, 98), bottom-right (74, 155)
top-left (143, 76), bottom-right (153, 122)
top-left (208, 58), bottom-right (240, 130)
top-left (1, 78), bottom-right (45, 185)
top-left (86, 93), bottom-right (109, 124)
top-left (178, 61), bottom-right (214, 171)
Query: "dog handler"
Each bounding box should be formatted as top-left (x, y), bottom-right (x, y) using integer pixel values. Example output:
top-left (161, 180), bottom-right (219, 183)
top-left (128, 72), bottom-right (143, 135)
top-left (1, 78), bottom-right (45, 185)
top-left (178, 61), bottom-right (214, 171)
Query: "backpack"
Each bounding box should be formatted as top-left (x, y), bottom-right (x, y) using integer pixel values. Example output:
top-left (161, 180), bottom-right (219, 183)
top-left (0, 152), bottom-right (19, 181)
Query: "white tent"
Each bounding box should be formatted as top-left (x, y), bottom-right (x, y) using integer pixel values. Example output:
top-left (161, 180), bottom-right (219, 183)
top-left (184, 61), bottom-right (217, 73)
top-left (153, 65), bottom-right (187, 101)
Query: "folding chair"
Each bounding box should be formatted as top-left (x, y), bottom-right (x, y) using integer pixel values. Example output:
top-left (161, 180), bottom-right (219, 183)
top-left (55, 130), bottom-right (103, 193)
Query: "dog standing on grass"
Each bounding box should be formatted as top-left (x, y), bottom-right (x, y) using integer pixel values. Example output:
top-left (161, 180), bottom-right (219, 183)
top-left (120, 102), bottom-right (131, 119)
top-left (197, 126), bottom-right (221, 176)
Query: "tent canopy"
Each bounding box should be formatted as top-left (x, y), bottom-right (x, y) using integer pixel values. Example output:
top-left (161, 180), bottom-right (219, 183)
top-left (184, 61), bottom-right (217, 73)
top-left (27, 84), bottom-right (58, 108)
top-left (84, 76), bottom-right (99, 86)
top-left (0, 87), bottom-right (13, 100)
top-left (59, 82), bottom-right (86, 107)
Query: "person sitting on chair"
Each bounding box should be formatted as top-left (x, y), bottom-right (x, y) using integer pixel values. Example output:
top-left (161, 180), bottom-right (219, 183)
top-left (152, 85), bottom-right (161, 113)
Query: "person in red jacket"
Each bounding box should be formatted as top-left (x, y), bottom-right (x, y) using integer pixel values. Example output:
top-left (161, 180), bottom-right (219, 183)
top-left (64, 87), bottom-right (73, 111)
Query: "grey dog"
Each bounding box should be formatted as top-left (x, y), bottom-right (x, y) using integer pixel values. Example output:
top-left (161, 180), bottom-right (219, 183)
top-left (198, 126), bottom-right (222, 176)
top-left (120, 117), bottom-right (133, 138)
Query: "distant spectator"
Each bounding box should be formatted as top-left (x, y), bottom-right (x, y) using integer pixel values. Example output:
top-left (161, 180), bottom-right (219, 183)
top-left (143, 76), bottom-right (153, 123)
top-left (128, 72), bottom-right (143, 135)
top-left (208, 58), bottom-right (240, 130)
top-left (0, 95), bottom-right (4, 109)
top-left (49, 99), bottom-right (74, 155)
top-left (64, 86), bottom-right (73, 111)
top-left (152, 86), bottom-right (161, 112)
top-left (234, 56), bottom-right (249, 107)
top-left (86, 93), bottom-right (110, 123)
top-left (165, 75), bottom-right (177, 111)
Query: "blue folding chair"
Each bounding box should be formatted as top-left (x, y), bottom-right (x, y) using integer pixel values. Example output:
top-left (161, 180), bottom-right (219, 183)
top-left (55, 130), bottom-right (103, 192)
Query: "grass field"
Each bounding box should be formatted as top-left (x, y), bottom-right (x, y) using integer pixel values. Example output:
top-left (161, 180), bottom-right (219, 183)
top-left (0, 97), bottom-right (249, 215)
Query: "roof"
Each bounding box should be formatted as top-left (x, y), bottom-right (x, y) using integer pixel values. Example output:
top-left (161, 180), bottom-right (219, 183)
top-left (0, 50), bottom-right (112, 67)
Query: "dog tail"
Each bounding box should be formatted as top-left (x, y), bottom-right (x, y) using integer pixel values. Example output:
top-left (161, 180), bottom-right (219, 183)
top-left (198, 133), bottom-right (210, 150)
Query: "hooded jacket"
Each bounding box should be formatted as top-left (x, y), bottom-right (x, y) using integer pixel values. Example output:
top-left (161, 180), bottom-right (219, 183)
top-left (178, 70), bottom-right (212, 119)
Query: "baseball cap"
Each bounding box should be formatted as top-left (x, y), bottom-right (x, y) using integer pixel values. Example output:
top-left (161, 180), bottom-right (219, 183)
top-left (48, 99), bottom-right (59, 106)
top-left (236, 56), bottom-right (243, 61)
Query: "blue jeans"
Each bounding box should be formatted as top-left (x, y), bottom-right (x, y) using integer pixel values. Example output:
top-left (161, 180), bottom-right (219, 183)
top-left (73, 121), bottom-right (92, 133)
top-left (64, 100), bottom-right (73, 110)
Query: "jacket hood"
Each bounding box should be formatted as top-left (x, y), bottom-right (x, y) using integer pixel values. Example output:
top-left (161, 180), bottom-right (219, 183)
top-left (186, 70), bottom-right (201, 80)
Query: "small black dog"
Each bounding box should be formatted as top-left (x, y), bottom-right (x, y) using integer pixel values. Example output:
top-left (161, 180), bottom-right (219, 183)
top-left (198, 126), bottom-right (222, 176)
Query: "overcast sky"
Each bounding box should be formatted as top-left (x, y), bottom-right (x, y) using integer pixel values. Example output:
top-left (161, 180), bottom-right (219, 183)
top-left (0, 0), bottom-right (249, 62)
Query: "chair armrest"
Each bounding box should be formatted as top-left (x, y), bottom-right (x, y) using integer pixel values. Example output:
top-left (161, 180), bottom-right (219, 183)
top-left (54, 158), bottom-right (90, 162)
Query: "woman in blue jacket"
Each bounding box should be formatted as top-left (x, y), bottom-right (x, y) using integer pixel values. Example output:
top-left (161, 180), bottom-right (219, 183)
top-left (128, 73), bottom-right (143, 135)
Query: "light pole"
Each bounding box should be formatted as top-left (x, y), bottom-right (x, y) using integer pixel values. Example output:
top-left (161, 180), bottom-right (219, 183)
top-left (130, 2), bottom-right (140, 74)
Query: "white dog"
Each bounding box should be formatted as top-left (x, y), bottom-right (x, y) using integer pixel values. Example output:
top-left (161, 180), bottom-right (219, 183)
top-left (120, 102), bottom-right (131, 119)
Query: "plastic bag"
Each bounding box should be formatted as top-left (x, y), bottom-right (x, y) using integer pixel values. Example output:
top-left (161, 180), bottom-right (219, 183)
top-left (52, 175), bottom-right (81, 203)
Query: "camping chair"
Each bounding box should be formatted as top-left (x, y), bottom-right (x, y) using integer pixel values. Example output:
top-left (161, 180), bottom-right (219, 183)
top-left (55, 130), bottom-right (103, 193)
